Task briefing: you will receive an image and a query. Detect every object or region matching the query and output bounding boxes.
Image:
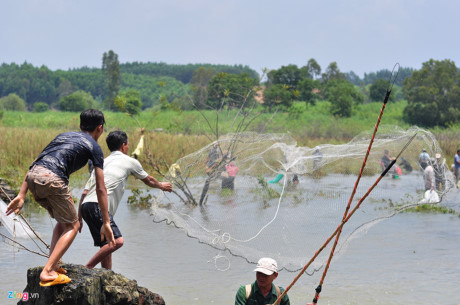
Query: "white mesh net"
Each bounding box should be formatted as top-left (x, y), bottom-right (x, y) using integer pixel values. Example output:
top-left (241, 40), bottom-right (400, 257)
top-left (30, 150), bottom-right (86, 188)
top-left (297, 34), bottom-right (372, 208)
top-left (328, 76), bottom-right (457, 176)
top-left (151, 126), bottom-right (455, 273)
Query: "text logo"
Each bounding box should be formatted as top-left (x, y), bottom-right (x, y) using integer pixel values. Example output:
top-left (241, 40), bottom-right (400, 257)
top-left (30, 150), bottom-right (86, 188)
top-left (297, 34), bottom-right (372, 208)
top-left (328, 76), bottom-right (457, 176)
top-left (7, 291), bottom-right (39, 301)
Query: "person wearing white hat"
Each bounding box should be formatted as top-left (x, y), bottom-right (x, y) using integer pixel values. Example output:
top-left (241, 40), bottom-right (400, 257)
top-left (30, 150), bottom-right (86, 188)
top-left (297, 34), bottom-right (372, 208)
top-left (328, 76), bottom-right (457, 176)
top-left (433, 153), bottom-right (446, 191)
top-left (234, 257), bottom-right (290, 305)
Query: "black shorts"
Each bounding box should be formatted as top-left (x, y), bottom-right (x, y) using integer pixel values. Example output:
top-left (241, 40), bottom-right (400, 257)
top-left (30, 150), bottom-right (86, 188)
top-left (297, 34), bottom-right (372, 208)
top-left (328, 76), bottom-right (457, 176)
top-left (81, 202), bottom-right (122, 247)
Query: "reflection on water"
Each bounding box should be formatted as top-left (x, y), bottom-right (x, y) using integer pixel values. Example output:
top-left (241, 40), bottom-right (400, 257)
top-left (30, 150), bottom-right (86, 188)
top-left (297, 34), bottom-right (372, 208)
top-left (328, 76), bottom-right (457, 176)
top-left (1, 179), bottom-right (460, 305)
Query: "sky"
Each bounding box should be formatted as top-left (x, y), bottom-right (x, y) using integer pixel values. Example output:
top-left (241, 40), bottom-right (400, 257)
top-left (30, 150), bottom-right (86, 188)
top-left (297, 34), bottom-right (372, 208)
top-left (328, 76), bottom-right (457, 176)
top-left (1, 0), bottom-right (460, 78)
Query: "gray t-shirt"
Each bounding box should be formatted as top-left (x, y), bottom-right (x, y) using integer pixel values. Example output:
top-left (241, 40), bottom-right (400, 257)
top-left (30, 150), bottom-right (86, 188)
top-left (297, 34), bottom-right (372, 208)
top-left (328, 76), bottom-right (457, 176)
top-left (82, 151), bottom-right (148, 215)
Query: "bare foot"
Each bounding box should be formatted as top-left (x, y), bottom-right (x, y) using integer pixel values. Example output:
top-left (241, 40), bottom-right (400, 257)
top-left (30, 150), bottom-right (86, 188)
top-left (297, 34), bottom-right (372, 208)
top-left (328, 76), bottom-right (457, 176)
top-left (40, 270), bottom-right (59, 282)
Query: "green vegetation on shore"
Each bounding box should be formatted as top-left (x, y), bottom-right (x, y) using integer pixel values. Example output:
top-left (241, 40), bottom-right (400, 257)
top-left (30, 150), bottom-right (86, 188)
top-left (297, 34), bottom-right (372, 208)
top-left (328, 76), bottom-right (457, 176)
top-left (0, 99), bottom-right (409, 137)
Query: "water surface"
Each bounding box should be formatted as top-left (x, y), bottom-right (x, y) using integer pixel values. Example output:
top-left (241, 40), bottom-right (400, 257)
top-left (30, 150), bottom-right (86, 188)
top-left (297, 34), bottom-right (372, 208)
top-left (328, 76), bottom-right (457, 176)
top-left (1, 177), bottom-right (459, 305)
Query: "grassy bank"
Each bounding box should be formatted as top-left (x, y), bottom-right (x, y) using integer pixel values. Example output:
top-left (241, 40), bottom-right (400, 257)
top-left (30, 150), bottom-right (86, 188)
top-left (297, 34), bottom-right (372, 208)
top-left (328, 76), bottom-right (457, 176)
top-left (1, 100), bottom-right (410, 140)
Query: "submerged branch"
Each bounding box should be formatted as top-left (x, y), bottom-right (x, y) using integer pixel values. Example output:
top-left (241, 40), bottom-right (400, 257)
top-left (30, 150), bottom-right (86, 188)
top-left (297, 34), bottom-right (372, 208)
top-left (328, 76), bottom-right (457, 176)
top-left (0, 232), bottom-right (49, 258)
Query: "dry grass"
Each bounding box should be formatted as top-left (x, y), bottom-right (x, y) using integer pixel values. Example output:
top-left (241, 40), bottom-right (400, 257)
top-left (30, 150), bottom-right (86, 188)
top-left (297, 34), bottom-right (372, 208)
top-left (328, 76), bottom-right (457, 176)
top-left (432, 129), bottom-right (460, 166)
top-left (1, 125), bottom-right (458, 188)
top-left (0, 126), bottom-right (210, 188)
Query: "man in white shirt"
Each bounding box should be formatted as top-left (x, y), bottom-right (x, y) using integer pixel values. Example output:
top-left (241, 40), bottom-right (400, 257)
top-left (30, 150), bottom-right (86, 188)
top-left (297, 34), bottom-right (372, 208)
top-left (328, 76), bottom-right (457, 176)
top-left (78, 130), bottom-right (172, 269)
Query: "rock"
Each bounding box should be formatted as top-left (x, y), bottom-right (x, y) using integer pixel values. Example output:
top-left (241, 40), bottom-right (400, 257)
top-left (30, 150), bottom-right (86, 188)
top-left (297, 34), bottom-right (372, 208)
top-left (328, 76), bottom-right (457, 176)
top-left (18, 264), bottom-right (165, 305)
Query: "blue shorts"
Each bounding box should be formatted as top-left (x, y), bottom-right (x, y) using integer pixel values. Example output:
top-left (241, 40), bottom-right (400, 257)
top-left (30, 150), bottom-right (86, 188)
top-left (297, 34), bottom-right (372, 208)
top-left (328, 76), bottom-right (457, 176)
top-left (81, 202), bottom-right (122, 247)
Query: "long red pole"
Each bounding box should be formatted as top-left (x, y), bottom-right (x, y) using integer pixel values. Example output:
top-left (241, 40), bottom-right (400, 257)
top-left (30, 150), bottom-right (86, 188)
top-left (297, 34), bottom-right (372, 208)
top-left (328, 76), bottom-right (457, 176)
top-left (272, 65), bottom-right (401, 305)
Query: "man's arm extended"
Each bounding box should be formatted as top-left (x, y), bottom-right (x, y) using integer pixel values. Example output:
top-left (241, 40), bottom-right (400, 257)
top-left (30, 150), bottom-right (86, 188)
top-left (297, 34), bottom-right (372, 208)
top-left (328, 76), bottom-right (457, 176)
top-left (141, 175), bottom-right (172, 192)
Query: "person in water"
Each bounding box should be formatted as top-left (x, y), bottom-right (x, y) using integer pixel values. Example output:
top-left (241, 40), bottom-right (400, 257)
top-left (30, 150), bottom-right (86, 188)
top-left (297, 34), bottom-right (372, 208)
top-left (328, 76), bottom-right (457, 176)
top-left (433, 153), bottom-right (446, 191)
top-left (379, 150), bottom-right (393, 171)
top-left (312, 146), bottom-right (323, 172)
top-left (6, 109), bottom-right (115, 287)
top-left (222, 153), bottom-right (238, 190)
top-left (399, 157), bottom-right (413, 173)
top-left (423, 158), bottom-right (435, 191)
top-left (206, 142), bottom-right (222, 174)
top-left (78, 130), bottom-right (172, 269)
top-left (418, 149), bottom-right (430, 170)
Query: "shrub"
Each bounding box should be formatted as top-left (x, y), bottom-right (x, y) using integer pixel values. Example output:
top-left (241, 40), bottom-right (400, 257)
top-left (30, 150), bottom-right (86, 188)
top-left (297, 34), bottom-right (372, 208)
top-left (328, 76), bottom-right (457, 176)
top-left (0, 93), bottom-right (27, 111)
top-left (33, 102), bottom-right (49, 112)
top-left (58, 90), bottom-right (95, 112)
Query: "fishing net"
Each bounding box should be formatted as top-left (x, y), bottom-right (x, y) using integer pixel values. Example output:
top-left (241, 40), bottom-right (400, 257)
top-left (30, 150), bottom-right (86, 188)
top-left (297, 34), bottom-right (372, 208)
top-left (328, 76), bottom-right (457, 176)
top-left (151, 125), bottom-right (456, 273)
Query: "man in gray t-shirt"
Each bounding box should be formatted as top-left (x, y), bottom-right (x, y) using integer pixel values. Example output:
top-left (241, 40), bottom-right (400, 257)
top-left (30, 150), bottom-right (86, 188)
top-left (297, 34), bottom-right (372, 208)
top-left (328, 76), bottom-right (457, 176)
top-left (78, 130), bottom-right (172, 269)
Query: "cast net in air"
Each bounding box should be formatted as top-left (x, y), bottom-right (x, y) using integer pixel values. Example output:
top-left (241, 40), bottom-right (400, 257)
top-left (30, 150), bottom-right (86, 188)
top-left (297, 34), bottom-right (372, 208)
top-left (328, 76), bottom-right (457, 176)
top-left (151, 126), bottom-right (456, 273)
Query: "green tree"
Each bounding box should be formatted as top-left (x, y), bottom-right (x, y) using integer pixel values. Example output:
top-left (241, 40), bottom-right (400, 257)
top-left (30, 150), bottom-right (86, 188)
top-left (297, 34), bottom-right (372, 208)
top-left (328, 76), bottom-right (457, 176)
top-left (262, 84), bottom-right (293, 112)
top-left (328, 91), bottom-right (352, 117)
top-left (267, 64), bottom-right (302, 90)
top-left (402, 59), bottom-right (460, 127)
top-left (265, 64), bottom-right (309, 108)
top-left (0, 93), bottom-right (27, 111)
top-left (363, 67), bottom-right (413, 86)
top-left (114, 89), bottom-right (143, 115)
top-left (0, 63), bottom-right (58, 107)
top-left (321, 62), bottom-right (346, 84)
top-left (119, 62), bottom-right (258, 84)
top-left (207, 72), bottom-right (258, 110)
top-left (58, 90), bottom-right (96, 112)
top-left (54, 70), bottom-right (105, 101)
top-left (346, 71), bottom-right (362, 86)
top-left (323, 79), bottom-right (363, 117)
top-left (298, 78), bottom-right (320, 105)
top-left (33, 102), bottom-right (49, 112)
top-left (56, 79), bottom-right (73, 99)
top-left (102, 50), bottom-right (121, 110)
top-left (369, 78), bottom-right (394, 102)
top-left (120, 74), bottom-right (191, 109)
top-left (304, 58), bottom-right (322, 79)
top-left (403, 102), bottom-right (440, 127)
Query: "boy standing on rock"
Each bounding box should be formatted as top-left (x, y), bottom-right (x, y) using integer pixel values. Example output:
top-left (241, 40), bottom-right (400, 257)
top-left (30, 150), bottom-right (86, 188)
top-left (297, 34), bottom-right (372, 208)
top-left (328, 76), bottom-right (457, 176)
top-left (6, 109), bottom-right (115, 286)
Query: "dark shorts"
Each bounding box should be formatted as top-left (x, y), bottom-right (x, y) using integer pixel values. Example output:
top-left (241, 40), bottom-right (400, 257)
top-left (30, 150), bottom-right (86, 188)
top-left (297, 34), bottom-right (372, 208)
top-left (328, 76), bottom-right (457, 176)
top-left (81, 202), bottom-right (122, 247)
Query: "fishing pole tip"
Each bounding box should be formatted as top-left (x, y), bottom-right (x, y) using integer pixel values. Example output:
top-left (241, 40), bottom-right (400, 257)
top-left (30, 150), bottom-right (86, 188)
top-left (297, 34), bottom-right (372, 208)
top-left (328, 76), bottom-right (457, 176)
top-left (385, 63), bottom-right (401, 93)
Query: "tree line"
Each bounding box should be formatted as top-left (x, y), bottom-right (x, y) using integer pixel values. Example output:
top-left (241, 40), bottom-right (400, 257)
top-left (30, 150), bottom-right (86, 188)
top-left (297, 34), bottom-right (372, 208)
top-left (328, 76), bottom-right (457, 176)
top-left (1, 50), bottom-right (459, 127)
top-left (0, 54), bottom-right (257, 112)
